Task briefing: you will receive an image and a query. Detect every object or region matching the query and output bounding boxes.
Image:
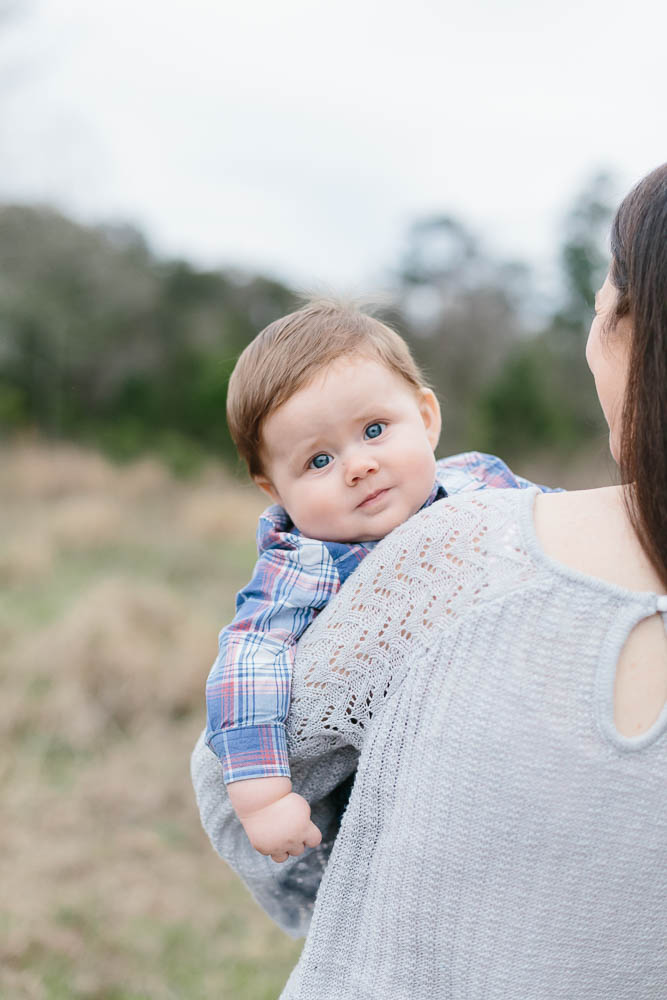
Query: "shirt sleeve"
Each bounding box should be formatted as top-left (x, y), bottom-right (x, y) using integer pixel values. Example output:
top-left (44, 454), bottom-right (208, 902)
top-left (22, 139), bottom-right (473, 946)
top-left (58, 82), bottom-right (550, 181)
top-left (205, 534), bottom-right (341, 783)
top-left (436, 451), bottom-right (563, 494)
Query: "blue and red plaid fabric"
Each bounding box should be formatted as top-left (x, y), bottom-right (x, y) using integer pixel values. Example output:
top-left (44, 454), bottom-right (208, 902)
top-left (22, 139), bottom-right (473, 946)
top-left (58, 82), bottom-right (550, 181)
top-left (205, 451), bottom-right (555, 782)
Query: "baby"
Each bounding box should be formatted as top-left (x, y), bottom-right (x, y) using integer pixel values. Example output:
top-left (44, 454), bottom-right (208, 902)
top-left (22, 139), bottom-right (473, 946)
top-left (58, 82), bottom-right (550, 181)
top-left (205, 300), bottom-right (544, 862)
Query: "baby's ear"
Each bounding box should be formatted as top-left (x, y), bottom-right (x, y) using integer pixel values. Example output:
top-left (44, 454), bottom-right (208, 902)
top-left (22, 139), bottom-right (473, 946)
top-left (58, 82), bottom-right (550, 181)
top-left (418, 388), bottom-right (442, 449)
top-left (253, 475), bottom-right (281, 504)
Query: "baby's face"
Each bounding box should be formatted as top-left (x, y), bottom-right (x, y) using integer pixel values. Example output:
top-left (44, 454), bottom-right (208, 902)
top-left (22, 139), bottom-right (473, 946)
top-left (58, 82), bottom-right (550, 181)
top-left (255, 356), bottom-right (441, 543)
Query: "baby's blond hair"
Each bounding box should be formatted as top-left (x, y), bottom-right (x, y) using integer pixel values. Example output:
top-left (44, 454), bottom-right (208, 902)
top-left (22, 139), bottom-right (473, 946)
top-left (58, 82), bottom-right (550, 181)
top-left (227, 299), bottom-right (427, 477)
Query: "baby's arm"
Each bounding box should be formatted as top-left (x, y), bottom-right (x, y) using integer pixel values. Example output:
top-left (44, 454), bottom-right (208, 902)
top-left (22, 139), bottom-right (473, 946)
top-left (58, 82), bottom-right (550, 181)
top-left (205, 524), bottom-right (343, 858)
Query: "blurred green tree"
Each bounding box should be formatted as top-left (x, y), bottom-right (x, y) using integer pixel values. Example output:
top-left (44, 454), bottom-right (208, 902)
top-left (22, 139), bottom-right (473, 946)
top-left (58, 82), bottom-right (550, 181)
top-left (0, 172), bottom-right (616, 471)
top-left (553, 171), bottom-right (615, 337)
top-left (395, 214), bottom-right (530, 453)
top-left (0, 205), bottom-right (297, 468)
top-left (470, 173), bottom-right (615, 459)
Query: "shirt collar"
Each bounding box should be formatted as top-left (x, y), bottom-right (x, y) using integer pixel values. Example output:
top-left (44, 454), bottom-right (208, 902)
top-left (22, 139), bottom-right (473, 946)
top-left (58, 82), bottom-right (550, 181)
top-left (420, 478), bottom-right (448, 512)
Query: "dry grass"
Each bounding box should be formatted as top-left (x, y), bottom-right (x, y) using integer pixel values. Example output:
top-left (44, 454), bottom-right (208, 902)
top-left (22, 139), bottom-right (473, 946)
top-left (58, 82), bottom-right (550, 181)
top-left (0, 441), bottom-right (298, 1000)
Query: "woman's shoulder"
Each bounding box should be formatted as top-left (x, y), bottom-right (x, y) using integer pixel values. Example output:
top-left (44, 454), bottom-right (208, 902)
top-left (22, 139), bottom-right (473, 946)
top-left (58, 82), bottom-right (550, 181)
top-left (342, 486), bottom-right (539, 620)
top-left (533, 486), bottom-right (666, 594)
top-left (289, 488), bottom-right (539, 752)
top-left (392, 484), bottom-right (534, 557)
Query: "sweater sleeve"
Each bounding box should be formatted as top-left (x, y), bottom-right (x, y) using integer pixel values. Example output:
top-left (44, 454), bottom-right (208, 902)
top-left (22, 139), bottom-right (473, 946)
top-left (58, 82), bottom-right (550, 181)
top-left (191, 729), bottom-right (358, 937)
top-left (287, 493), bottom-right (507, 754)
top-left (193, 507), bottom-right (455, 933)
top-left (192, 492), bottom-right (522, 933)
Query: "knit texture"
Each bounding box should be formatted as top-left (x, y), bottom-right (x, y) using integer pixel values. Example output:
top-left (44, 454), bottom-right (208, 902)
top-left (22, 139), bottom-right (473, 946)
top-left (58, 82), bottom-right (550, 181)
top-left (192, 487), bottom-right (667, 999)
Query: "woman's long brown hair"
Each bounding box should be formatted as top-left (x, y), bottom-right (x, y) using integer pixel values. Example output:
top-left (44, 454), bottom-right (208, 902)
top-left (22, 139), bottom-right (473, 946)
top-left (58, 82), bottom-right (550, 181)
top-left (610, 163), bottom-right (667, 588)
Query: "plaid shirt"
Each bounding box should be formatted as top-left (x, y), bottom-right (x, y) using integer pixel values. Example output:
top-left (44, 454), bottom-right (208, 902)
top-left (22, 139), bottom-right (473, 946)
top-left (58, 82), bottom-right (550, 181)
top-left (206, 451), bottom-right (555, 782)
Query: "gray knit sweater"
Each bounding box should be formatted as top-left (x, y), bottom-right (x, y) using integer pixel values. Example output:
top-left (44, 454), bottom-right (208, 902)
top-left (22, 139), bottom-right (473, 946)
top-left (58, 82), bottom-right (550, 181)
top-left (191, 487), bottom-right (667, 999)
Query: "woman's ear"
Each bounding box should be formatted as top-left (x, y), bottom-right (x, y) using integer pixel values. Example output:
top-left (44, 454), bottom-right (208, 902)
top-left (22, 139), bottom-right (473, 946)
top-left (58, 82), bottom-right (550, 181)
top-left (253, 475), bottom-right (282, 505)
top-left (418, 388), bottom-right (442, 450)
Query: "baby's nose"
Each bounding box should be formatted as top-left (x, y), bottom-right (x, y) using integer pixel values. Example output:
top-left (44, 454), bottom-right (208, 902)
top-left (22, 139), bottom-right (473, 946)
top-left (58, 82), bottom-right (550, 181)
top-left (345, 452), bottom-right (379, 485)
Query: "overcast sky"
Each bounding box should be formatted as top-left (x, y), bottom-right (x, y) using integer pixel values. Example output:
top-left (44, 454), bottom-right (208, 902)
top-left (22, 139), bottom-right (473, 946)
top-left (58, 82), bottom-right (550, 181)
top-left (1, 0), bottom-right (665, 291)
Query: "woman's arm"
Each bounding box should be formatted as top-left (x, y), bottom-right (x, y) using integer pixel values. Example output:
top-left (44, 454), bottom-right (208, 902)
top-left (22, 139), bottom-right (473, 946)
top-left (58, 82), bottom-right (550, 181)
top-left (191, 730), bottom-right (357, 937)
top-left (192, 495), bottom-right (493, 932)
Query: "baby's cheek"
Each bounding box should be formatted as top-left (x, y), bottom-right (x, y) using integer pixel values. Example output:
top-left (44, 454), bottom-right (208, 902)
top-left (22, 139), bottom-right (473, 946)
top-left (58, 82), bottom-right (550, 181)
top-left (302, 494), bottom-right (344, 539)
top-left (409, 448), bottom-right (436, 485)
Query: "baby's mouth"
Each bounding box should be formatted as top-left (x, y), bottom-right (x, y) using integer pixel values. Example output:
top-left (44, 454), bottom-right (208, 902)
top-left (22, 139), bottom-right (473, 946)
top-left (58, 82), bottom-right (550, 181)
top-left (357, 487), bottom-right (390, 509)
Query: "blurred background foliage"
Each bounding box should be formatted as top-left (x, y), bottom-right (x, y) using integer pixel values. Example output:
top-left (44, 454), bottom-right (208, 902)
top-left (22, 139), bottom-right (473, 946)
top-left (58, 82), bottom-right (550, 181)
top-left (0, 171), bottom-right (613, 476)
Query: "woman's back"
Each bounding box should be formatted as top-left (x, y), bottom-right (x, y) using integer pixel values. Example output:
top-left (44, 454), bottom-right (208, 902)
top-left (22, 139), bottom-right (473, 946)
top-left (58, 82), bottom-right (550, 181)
top-left (281, 487), bottom-right (667, 999)
top-left (535, 487), bottom-right (667, 737)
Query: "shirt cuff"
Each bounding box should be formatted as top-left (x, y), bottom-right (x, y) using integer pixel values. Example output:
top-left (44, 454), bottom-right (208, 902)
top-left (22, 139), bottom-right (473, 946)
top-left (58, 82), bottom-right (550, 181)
top-left (207, 723), bottom-right (291, 784)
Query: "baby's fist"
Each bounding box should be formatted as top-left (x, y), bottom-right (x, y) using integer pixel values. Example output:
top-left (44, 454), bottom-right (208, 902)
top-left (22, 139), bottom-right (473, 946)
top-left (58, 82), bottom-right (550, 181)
top-left (241, 791), bottom-right (322, 862)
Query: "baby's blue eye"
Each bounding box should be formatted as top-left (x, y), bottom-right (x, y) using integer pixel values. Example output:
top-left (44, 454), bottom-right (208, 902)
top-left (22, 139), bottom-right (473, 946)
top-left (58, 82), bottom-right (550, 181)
top-left (364, 422), bottom-right (386, 440)
top-left (309, 453), bottom-right (332, 470)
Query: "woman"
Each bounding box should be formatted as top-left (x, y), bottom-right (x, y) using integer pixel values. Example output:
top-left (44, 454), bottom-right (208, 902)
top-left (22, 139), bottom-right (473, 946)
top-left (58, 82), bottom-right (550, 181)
top-left (192, 163), bottom-right (667, 998)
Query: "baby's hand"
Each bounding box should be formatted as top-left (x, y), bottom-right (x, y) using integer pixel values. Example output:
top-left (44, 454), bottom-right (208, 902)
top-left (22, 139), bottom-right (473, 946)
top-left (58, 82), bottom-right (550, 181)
top-left (228, 776), bottom-right (322, 863)
top-left (240, 791), bottom-right (322, 863)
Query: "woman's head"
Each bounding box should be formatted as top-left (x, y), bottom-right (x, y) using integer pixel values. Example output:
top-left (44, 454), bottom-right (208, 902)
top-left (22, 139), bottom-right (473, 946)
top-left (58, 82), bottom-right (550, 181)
top-left (590, 162), bottom-right (667, 585)
top-left (585, 274), bottom-right (631, 464)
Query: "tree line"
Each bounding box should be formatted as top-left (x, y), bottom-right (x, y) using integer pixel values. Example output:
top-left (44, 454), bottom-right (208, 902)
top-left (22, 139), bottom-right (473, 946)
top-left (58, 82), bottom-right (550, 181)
top-left (0, 175), bottom-right (614, 474)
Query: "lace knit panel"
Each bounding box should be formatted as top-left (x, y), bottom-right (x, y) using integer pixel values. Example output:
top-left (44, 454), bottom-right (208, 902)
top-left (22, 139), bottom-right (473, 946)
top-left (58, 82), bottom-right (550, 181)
top-left (289, 492), bottom-right (535, 756)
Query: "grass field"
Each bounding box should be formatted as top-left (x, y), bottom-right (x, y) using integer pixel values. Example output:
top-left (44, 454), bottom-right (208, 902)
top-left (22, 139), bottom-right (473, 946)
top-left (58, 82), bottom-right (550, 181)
top-left (0, 442), bottom-right (302, 1000)
top-left (0, 440), bottom-right (614, 999)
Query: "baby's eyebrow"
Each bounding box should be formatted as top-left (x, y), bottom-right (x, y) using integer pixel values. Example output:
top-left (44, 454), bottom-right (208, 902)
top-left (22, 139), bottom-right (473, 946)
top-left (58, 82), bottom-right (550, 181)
top-left (295, 435), bottom-right (325, 456)
top-left (287, 440), bottom-right (325, 469)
